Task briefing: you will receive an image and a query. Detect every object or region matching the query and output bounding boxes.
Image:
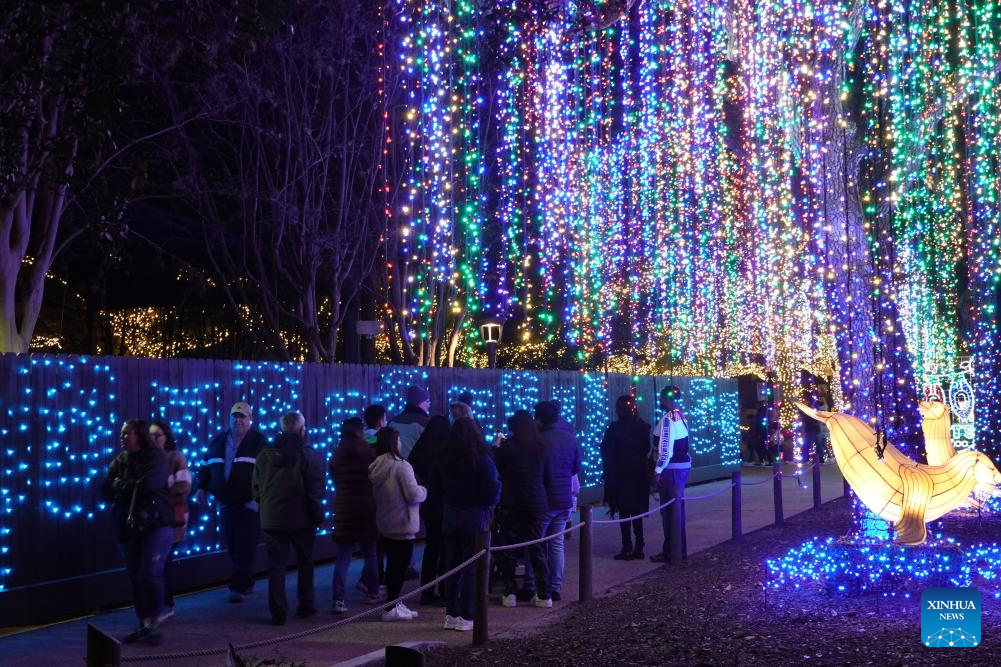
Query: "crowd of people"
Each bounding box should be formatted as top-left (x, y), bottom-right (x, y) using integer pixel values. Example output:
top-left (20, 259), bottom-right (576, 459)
top-left (739, 379), bottom-right (832, 465)
top-left (101, 384), bottom-right (694, 644)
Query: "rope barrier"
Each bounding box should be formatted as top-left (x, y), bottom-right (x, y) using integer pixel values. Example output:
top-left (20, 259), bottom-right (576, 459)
top-left (489, 521), bottom-right (582, 552)
top-left (683, 482), bottom-right (738, 501)
top-left (740, 474), bottom-right (777, 487)
top-left (121, 548), bottom-right (489, 662)
top-left (119, 460), bottom-right (836, 661)
top-left (592, 497), bottom-right (676, 525)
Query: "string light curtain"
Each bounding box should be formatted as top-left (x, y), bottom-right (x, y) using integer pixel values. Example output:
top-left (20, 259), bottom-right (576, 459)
top-left (381, 0), bottom-right (1001, 451)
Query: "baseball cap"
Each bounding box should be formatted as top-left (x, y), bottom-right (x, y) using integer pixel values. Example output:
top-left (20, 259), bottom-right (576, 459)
top-left (231, 401), bottom-right (252, 417)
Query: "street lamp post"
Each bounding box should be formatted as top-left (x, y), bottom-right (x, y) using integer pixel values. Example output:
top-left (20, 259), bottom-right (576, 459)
top-left (479, 318), bottom-right (503, 369)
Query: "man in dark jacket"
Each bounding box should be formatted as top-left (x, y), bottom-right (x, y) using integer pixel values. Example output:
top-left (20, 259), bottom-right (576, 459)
top-left (253, 411), bottom-right (325, 625)
top-left (495, 410), bottom-right (550, 606)
top-left (600, 395), bottom-right (651, 560)
top-left (533, 400), bottom-right (581, 600)
top-left (194, 401), bottom-right (267, 602)
top-left (390, 386), bottom-right (431, 459)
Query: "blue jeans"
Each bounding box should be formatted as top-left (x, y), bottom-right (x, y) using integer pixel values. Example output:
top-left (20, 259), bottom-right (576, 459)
top-left (443, 530), bottom-right (477, 619)
top-left (121, 526), bottom-right (174, 624)
top-left (332, 538), bottom-right (378, 601)
top-left (658, 467), bottom-right (690, 558)
top-left (221, 505), bottom-right (260, 593)
top-left (525, 508), bottom-right (571, 594)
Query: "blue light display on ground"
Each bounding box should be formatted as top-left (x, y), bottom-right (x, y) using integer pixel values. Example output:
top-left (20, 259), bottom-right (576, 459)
top-left (766, 536), bottom-right (1001, 598)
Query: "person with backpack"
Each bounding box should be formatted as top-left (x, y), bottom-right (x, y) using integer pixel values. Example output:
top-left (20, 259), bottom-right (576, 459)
top-left (252, 411), bottom-right (325, 625)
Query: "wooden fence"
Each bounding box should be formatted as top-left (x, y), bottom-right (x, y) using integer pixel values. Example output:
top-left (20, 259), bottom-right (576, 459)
top-left (0, 353), bottom-right (739, 600)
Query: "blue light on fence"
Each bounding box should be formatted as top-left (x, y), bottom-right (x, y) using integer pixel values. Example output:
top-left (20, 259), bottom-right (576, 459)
top-left (0, 355), bottom-right (741, 593)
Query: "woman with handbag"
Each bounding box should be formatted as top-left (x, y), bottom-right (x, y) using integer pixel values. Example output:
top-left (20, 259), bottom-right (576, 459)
top-left (369, 427), bottom-right (427, 622)
top-left (150, 420), bottom-right (191, 621)
top-left (101, 420), bottom-right (173, 644)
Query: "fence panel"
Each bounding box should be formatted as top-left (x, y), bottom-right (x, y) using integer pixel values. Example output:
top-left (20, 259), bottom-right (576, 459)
top-left (0, 353), bottom-right (739, 595)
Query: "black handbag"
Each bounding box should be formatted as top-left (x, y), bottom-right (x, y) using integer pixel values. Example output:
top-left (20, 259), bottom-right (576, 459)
top-left (126, 477), bottom-right (161, 532)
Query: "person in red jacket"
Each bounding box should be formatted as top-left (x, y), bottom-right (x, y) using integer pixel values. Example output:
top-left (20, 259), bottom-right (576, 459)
top-left (329, 418), bottom-right (381, 613)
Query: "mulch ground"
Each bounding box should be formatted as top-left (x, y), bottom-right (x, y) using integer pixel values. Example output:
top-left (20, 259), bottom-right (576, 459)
top-left (427, 498), bottom-right (1001, 666)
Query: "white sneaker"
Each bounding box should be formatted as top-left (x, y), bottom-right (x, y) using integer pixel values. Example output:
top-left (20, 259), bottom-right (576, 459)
top-left (397, 602), bottom-right (418, 619)
top-left (381, 603), bottom-right (413, 622)
top-left (452, 617), bottom-right (474, 632)
top-left (501, 593), bottom-right (517, 608)
top-left (155, 606), bottom-right (174, 623)
top-left (444, 614), bottom-right (458, 630)
top-left (531, 594), bottom-right (553, 608)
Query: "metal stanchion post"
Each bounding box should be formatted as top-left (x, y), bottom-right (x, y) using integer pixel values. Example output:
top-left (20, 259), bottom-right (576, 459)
top-left (473, 531), bottom-right (491, 646)
top-left (772, 459), bottom-right (784, 526)
top-left (579, 504), bottom-right (593, 602)
top-left (731, 469), bottom-right (742, 540)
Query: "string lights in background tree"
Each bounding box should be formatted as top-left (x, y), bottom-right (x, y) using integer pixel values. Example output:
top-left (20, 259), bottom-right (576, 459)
top-left (378, 0), bottom-right (1001, 461)
top-left (961, 0), bottom-right (1001, 454)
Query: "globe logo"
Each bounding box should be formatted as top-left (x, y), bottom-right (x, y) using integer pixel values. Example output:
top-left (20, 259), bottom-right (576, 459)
top-left (925, 628), bottom-right (979, 647)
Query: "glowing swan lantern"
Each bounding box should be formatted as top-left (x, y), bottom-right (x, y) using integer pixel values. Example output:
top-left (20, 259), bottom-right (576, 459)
top-left (919, 400), bottom-right (989, 510)
top-left (796, 402), bottom-right (1001, 545)
top-left (918, 400), bottom-right (955, 466)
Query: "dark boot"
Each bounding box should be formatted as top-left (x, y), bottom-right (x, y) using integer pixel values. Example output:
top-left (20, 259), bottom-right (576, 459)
top-left (632, 521), bottom-right (645, 560)
top-left (615, 522), bottom-right (633, 559)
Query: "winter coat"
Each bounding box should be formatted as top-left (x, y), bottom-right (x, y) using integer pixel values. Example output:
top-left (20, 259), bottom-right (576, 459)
top-left (195, 429), bottom-right (266, 506)
top-left (408, 428), bottom-right (448, 522)
top-left (540, 420), bottom-right (582, 512)
top-left (389, 405), bottom-right (430, 459)
top-left (252, 433), bottom-right (325, 531)
top-left (435, 448), bottom-right (501, 535)
top-left (329, 433), bottom-right (378, 542)
top-left (101, 447), bottom-right (172, 543)
top-left (600, 417), bottom-right (651, 516)
top-left (494, 435), bottom-right (548, 514)
top-left (369, 454), bottom-right (427, 540)
top-left (166, 449), bottom-right (192, 544)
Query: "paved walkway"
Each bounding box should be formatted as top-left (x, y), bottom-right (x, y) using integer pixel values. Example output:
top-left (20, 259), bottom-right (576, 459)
top-left (0, 462), bottom-right (844, 666)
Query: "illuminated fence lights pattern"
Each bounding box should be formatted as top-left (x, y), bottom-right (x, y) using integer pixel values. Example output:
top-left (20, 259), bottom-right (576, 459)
top-left (0, 356), bottom-right (739, 592)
